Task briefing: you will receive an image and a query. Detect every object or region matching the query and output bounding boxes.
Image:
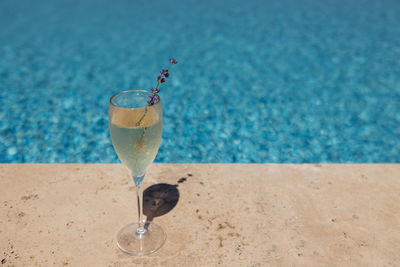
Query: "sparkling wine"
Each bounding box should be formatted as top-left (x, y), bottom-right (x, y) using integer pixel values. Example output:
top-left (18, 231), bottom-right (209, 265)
top-left (109, 106), bottom-right (162, 177)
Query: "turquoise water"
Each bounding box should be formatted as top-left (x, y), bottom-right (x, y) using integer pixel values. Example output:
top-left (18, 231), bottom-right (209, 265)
top-left (0, 0), bottom-right (399, 163)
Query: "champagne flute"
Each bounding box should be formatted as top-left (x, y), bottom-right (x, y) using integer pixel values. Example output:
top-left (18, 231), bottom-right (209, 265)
top-left (109, 90), bottom-right (165, 256)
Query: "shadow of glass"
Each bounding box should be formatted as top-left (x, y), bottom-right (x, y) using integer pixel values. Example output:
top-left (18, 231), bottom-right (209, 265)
top-left (143, 183), bottom-right (179, 228)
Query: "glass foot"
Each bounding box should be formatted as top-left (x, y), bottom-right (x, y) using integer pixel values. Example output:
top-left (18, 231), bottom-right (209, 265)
top-left (116, 221), bottom-right (166, 256)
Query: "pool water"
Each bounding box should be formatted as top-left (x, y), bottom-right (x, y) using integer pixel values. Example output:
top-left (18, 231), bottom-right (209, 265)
top-left (1, 0), bottom-right (399, 163)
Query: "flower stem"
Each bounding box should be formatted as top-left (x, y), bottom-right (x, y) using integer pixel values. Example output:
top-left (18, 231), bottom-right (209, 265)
top-left (136, 107), bottom-right (148, 127)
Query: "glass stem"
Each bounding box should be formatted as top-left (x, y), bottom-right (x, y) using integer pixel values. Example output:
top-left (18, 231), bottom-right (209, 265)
top-left (134, 175), bottom-right (146, 236)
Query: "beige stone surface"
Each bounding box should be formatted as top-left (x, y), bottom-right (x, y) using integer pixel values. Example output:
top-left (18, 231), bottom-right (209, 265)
top-left (0, 164), bottom-right (399, 266)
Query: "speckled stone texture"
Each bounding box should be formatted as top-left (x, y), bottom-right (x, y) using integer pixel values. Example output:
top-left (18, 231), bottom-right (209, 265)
top-left (0, 164), bottom-right (399, 266)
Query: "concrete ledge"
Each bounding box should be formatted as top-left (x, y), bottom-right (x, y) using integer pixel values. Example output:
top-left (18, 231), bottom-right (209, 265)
top-left (0, 164), bottom-right (399, 266)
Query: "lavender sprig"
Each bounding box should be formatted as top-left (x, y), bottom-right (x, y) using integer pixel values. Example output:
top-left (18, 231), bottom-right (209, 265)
top-left (147, 58), bottom-right (178, 106)
top-left (136, 58), bottom-right (178, 127)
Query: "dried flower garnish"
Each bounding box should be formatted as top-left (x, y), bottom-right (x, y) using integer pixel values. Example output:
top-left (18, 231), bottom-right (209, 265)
top-left (147, 58), bottom-right (178, 106)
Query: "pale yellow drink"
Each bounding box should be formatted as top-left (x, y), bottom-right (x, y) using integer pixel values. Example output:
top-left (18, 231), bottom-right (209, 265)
top-left (109, 104), bottom-right (162, 177)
